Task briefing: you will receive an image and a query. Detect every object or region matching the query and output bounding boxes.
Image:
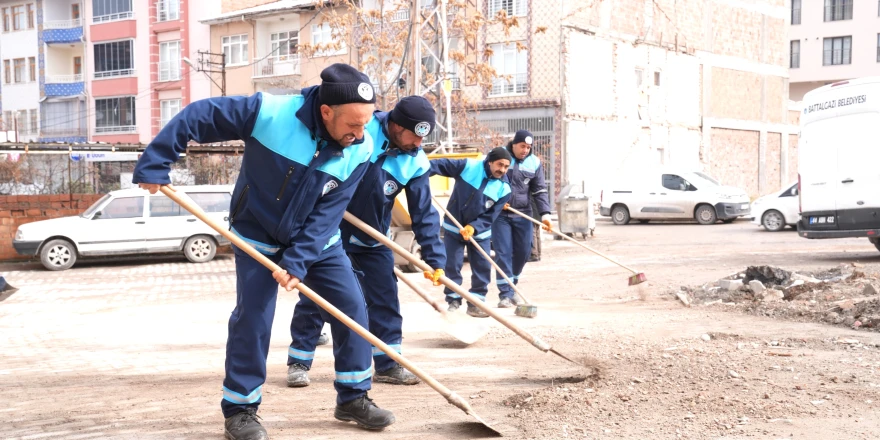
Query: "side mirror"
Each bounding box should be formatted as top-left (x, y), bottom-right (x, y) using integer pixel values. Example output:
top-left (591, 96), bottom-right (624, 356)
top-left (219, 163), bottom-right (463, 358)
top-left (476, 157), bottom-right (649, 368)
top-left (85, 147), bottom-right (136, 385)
top-left (92, 211), bottom-right (103, 219)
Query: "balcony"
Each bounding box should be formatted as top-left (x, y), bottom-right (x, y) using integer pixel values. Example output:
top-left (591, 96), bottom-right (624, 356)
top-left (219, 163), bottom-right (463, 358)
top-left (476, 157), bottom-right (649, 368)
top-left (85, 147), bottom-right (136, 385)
top-left (490, 73), bottom-right (528, 97)
top-left (95, 125), bottom-right (137, 134)
top-left (43, 19), bottom-right (83, 44)
top-left (252, 56), bottom-right (301, 81)
top-left (94, 68), bottom-right (136, 79)
top-left (45, 74), bottom-right (85, 96)
top-left (93, 11), bottom-right (134, 24)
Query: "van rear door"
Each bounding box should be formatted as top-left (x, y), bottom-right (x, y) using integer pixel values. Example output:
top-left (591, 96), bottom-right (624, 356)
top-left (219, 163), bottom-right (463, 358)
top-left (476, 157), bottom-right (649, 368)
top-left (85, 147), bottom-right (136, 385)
top-left (835, 112), bottom-right (880, 229)
top-left (799, 117), bottom-right (839, 227)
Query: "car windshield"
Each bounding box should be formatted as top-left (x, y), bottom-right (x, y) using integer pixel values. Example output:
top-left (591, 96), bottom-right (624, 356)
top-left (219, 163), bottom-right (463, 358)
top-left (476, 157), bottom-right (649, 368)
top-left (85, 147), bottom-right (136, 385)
top-left (81, 194), bottom-right (111, 218)
top-left (693, 172), bottom-right (721, 186)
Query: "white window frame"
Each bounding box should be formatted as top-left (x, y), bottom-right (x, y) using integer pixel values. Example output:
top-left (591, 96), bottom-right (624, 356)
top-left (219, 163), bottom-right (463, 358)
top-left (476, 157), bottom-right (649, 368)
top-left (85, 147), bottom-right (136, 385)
top-left (160, 99), bottom-right (181, 129)
top-left (11, 4), bottom-right (25, 31)
top-left (12, 58), bottom-right (26, 84)
top-left (156, 0), bottom-right (179, 22)
top-left (221, 34), bottom-right (249, 66)
top-left (488, 0), bottom-right (526, 17)
top-left (93, 0), bottom-right (134, 23)
top-left (311, 23), bottom-right (347, 57)
top-left (489, 42), bottom-right (528, 97)
top-left (159, 41), bottom-right (181, 82)
top-left (271, 31), bottom-right (299, 61)
top-left (95, 95), bottom-right (137, 134)
top-left (93, 39), bottom-right (136, 79)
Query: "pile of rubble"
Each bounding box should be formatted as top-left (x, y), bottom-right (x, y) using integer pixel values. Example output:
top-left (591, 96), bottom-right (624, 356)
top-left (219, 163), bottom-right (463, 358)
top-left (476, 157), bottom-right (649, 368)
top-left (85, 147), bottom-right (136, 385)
top-left (674, 265), bottom-right (880, 331)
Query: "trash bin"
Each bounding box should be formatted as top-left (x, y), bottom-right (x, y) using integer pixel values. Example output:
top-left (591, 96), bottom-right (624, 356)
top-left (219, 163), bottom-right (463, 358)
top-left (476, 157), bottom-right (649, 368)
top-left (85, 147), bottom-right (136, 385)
top-left (555, 183), bottom-right (596, 238)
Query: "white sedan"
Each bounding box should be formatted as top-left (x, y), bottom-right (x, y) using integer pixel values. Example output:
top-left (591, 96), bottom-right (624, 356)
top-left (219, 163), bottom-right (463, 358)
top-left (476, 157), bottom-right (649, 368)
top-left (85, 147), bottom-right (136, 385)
top-left (750, 182), bottom-right (800, 232)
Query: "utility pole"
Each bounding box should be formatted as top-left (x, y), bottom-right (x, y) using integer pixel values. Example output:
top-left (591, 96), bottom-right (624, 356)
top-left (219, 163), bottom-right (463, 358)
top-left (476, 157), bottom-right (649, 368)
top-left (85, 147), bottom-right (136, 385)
top-left (185, 51), bottom-right (227, 96)
top-left (412, 0), bottom-right (456, 154)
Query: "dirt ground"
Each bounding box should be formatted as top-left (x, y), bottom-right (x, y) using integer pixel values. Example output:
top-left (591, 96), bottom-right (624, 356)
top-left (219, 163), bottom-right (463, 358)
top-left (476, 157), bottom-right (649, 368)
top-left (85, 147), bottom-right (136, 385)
top-left (3, 219), bottom-right (880, 439)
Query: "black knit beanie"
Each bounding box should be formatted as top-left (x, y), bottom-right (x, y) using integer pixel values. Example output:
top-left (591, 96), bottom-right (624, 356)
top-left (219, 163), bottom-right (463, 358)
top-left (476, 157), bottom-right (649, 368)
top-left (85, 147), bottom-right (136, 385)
top-left (389, 96), bottom-right (436, 137)
top-left (486, 146), bottom-right (512, 163)
top-left (512, 129), bottom-right (533, 145)
top-left (318, 63), bottom-right (377, 106)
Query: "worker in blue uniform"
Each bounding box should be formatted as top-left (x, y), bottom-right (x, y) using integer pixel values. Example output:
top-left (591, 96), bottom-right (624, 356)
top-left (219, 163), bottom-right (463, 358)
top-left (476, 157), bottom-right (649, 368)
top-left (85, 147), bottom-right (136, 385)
top-left (492, 130), bottom-right (553, 308)
top-left (287, 96), bottom-right (446, 387)
top-left (132, 64), bottom-right (395, 440)
top-left (430, 147), bottom-right (512, 318)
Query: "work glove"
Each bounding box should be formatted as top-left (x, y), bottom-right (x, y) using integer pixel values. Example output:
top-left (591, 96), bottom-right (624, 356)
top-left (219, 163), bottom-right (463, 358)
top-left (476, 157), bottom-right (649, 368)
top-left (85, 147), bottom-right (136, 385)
top-left (503, 203), bottom-right (510, 210)
top-left (541, 214), bottom-right (552, 232)
top-left (460, 225), bottom-right (475, 241)
top-left (423, 268), bottom-right (444, 286)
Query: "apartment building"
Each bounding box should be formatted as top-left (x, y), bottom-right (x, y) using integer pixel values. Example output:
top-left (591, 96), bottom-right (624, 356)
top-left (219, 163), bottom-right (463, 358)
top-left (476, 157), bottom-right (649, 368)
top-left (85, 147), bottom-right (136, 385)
top-left (0, 0), bottom-right (40, 142)
top-left (788, 0), bottom-right (880, 101)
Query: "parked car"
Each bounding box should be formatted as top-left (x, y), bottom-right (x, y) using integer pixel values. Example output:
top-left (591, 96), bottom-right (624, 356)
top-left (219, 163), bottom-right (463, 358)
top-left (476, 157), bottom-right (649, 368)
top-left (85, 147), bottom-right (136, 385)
top-left (13, 185), bottom-right (233, 271)
top-left (599, 169), bottom-right (750, 225)
top-left (750, 182), bottom-right (799, 232)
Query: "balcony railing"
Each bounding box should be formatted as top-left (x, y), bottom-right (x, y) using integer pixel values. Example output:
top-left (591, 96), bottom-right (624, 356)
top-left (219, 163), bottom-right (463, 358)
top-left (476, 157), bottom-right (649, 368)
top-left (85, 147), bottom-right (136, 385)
top-left (490, 73), bottom-right (528, 96)
top-left (95, 125), bottom-right (137, 134)
top-left (252, 55), bottom-right (301, 79)
top-left (44, 18), bottom-right (82, 29)
top-left (156, 0), bottom-right (180, 22)
top-left (790, 53), bottom-right (800, 69)
top-left (93, 11), bottom-right (134, 24)
top-left (46, 74), bottom-right (84, 83)
top-left (391, 9), bottom-right (410, 22)
top-left (94, 68), bottom-right (135, 79)
top-left (158, 61), bottom-right (181, 82)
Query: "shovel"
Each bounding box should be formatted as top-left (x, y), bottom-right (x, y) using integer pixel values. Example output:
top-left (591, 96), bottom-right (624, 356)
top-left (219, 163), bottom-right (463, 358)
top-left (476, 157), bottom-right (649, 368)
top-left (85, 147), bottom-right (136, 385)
top-left (344, 211), bottom-right (585, 368)
top-left (505, 206), bottom-right (647, 286)
top-left (393, 267), bottom-right (489, 345)
top-left (159, 186), bottom-right (502, 436)
top-left (430, 197), bottom-right (537, 318)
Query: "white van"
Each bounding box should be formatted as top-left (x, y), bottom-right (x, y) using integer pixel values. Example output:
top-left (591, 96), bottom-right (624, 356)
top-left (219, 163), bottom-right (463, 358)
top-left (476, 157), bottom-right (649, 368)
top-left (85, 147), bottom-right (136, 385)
top-left (12, 185), bottom-right (233, 271)
top-left (798, 77), bottom-right (880, 250)
top-left (598, 169), bottom-right (750, 225)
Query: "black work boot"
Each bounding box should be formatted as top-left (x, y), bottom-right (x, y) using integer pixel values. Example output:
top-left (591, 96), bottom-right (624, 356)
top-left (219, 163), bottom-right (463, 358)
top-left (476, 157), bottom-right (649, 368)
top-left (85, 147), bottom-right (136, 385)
top-left (335, 393), bottom-right (396, 430)
top-left (466, 302), bottom-right (489, 318)
top-left (224, 408), bottom-right (268, 440)
top-left (375, 365), bottom-right (421, 385)
top-left (286, 363), bottom-right (310, 387)
top-left (447, 299), bottom-right (462, 312)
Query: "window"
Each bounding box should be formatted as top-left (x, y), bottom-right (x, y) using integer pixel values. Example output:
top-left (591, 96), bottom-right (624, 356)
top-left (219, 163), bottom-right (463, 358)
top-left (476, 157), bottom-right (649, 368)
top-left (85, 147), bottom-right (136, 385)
top-left (311, 23), bottom-right (346, 57)
top-left (149, 195), bottom-right (183, 217)
top-left (74, 57), bottom-right (82, 75)
top-left (791, 40), bottom-right (800, 68)
top-left (3, 60), bottom-right (9, 84)
top-left (489, 42), bottom-right (527, 96)
top-left (26, 4), bottom-right (33, 28)
top-left (13, 58), bottom-right (25, 83)
top-left (96, 197), bottom-right (144, 219)
top-left (157, 0), bottom-right (179, 22)
top-left (824, 0), bottom-right (852, 22)
top-left (489, 0), bottom-right (526, 17)
top-left (159, 41), bottom-right (181, 81)
top-left (159, 99), bottom-right (181, 129)
top-left (95, 96), bottom-right (136, 133)
top-left (28, 57), bottom-right (35, 82)
top-left (190, 192), bottom-right (232, 213)
top-left (823, 36), bottom-right (852, 66)
top-left (72, 3), bottom-right (80, 19)
top-left (16, 111), bottom-right (28, 134)
top-left (12, 5), bottom-right (24, 30)
top-left (29, 109), bottom-right (37, 135)
top-left (791, 0), bottom-right (801, 24)
top-left (271, 31), bottom-right (299, 60)
top-left (221, 34), bottom-right (248, 65)
top-left (2, 8), bottom-right (8, 32)
top-left (93, 0), bottom-right (133, 23)
top-left (94, 40), bottom-right (134, 78)
top-left (653, 71), bottom-right (661, 87)
top-left (662, 174), bottom-right (691, 191)
top-left (42, 100), bottom-right (86, 136)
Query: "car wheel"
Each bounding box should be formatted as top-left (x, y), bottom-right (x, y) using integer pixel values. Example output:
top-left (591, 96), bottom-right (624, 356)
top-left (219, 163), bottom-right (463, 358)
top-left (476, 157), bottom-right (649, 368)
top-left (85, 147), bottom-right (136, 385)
top-left (184, 235), bottom-right (217, 263)
top-left (695, 205), bottom-right (717, 225)
top-left (40, 239), bottom-right (77, 271)
top-left (611, 205), bottom-right (630, 225)
top-left (761, 210), bottom-right (786, 232)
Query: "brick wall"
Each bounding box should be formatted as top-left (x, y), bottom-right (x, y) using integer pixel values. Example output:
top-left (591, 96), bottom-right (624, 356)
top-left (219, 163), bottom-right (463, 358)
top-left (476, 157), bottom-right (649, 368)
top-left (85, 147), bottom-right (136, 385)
top-left (765, 133), bottom-right (782, 193)
top-left (788, 134), bottom-right (799, 183)
top-left (708, 129), bottom-right (760, 197)
top-left (0, 195), bottom-right (104, 261)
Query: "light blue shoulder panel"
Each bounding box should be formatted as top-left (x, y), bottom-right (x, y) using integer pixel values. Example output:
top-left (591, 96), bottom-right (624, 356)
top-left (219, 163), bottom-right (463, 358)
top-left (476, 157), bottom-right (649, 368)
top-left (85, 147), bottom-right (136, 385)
top-left (317, 134), bottom-right (375, 182)
top-left (458, 158), bottom-right (486, 191)
top-left (250, 93), bottom-right (316, 166)
top-left (366, 117), bottom-right (387, 163)
top-left (520, 155), bottom-right (541, 174)
top-left (483, 179), bottom-right (511, 202)
top-left (382, 150), bottom-right (430, 185)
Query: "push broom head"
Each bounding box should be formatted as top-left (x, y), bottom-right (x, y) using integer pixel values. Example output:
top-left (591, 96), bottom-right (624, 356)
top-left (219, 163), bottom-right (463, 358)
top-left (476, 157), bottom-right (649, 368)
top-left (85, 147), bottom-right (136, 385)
top-left (628, 272), bottom-right (647, 286)
top-left (514, 303), bottom-right (538, 318)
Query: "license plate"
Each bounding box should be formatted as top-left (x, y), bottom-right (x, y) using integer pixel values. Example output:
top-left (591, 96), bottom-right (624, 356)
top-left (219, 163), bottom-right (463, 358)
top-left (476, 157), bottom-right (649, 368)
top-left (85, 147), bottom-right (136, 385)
top-left (740, 204), bottom-right (749, 210)
top-left (810, 216), bottom-right (835, 224)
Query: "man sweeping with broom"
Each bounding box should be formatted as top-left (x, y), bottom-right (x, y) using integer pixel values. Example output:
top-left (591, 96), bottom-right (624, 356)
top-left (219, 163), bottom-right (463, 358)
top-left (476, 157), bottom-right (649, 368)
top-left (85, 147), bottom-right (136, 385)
top-left (287, 96), bottom-right (446, 387)
top-left (431, 148), bottom-right (512, 318)
top-left (492, 130), bottom-right (553, 308)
